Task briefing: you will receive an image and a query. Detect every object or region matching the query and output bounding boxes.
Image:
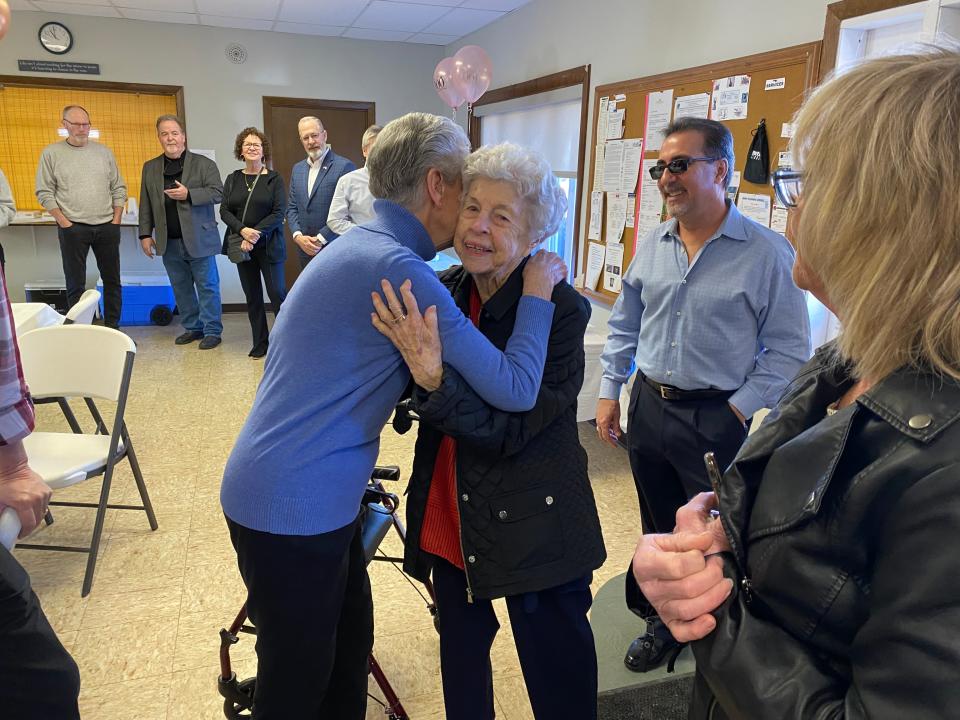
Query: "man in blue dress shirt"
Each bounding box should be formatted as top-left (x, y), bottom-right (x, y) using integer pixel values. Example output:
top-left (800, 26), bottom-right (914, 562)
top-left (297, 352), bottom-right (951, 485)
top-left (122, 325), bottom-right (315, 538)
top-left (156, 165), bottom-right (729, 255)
top-left (596, 117), bottom-right (811, 671)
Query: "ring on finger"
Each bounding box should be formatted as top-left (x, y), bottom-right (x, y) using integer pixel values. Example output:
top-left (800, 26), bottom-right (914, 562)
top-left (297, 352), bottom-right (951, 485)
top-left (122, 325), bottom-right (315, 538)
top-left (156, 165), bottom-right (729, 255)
top-left (391, 313), bottom-right (407, 324)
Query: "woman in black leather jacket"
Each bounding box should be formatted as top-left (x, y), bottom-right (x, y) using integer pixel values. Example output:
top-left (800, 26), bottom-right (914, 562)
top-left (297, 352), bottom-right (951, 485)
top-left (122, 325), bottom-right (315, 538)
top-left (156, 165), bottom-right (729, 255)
top-left (629, 50), bottom-right (960, 718)
top-left (372, 143), bottom-right (605, 719)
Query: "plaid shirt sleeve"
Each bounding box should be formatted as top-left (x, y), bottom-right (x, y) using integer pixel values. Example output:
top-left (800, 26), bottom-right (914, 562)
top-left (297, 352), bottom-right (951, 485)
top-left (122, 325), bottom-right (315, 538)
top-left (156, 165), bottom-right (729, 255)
top-left (0, 269), bottom-right (34, 445)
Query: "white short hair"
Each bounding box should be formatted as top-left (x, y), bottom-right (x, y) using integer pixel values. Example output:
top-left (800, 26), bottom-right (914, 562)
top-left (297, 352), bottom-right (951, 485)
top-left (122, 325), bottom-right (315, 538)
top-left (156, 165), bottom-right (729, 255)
top-left (463, 143), bottom-right (567, 240)
top-left (367, 113), bottom-right (469, 210)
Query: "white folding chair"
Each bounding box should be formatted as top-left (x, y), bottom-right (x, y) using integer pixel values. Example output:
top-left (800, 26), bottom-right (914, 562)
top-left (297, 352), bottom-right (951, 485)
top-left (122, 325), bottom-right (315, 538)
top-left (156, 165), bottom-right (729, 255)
top-left (15, 325), bottom-right (157, 596)
top-left (64, 288), bottom-right (101, 325)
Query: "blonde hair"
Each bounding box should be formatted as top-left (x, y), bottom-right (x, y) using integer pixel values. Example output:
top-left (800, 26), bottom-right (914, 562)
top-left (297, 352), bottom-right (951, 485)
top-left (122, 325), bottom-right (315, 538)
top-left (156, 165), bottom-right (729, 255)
top-left (791, 48), bottom-right (960, 381)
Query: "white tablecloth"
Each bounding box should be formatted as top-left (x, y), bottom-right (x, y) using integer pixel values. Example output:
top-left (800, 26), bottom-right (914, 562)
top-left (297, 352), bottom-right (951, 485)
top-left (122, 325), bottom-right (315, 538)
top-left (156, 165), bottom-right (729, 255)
top-left (578, 326), bottom-right (633, 431)
top-left (11, 303), bottom-right (65, 335)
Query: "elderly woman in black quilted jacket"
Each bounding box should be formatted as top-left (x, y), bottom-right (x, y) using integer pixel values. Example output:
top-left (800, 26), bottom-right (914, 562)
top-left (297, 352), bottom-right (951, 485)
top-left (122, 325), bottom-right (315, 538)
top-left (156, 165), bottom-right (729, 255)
top-left (629, 50), bottom-right (960, 719)
top-left (372, 143), bottom-right (606, 720)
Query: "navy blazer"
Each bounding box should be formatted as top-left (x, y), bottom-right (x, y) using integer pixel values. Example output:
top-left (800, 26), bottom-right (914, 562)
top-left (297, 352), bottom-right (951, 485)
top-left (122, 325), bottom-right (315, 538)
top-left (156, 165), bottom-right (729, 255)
top-left (285, 149), bottom-right (355, 243)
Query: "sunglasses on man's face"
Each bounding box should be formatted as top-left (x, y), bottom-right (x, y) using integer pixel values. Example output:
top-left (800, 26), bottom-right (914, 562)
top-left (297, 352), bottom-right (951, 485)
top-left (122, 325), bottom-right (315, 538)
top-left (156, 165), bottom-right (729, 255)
top-left (649, 156), bottom-right (719, 180)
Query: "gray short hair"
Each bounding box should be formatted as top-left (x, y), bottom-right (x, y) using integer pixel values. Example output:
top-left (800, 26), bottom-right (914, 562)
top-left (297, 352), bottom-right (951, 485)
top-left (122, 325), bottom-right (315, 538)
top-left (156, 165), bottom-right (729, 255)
top-left (663, 117), bottom-right (735, 185)
top-left (367, 113), bottom-right (469, 209)
top-left (463, 143), bottom-right (567, 241)
top-left (298, 116), bottom-right (323, 132)
top-left (155, 114), bottom-right (185, 132)
top-left (361, 124), bottom-right (382, 153)
top-left (62, 105), bottom-right (89, 121)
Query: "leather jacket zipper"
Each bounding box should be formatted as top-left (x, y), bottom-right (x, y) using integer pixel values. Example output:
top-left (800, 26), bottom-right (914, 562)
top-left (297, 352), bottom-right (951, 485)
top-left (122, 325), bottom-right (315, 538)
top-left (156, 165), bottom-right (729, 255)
top-left (706, 452), bottom-right (754, 605)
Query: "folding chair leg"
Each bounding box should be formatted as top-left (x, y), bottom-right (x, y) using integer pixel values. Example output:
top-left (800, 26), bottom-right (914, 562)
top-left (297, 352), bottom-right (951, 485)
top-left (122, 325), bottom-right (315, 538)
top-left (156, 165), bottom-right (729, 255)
top-left (125, 438), bottom-right (158, 531)
top-left (57, 398), bottom-right (83, 434)
top-left (82, 468), bottom-right (115, 597)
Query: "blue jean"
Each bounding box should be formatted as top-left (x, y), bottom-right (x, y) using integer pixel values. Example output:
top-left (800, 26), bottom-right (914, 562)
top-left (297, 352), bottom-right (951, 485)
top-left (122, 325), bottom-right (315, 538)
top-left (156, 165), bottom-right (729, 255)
top-left (161, 237), bottom-right (222, 337)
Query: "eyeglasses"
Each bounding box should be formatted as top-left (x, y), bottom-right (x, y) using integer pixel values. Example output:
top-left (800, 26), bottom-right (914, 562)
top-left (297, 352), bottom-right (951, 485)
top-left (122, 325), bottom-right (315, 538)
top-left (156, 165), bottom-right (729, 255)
top-left (242, 142), bottom-right (263, 149)
top-left (649, 156), bottom-right (718, 180)
top-left (63, 119), bottom-right (91, 129)
top-left (771, 168), bottom-right (803, 208)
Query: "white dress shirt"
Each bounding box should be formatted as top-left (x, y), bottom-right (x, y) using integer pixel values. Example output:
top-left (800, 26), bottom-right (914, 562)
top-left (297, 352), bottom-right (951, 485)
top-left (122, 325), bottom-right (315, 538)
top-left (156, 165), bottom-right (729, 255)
top-left (327, 166), bottom-right (376, 235)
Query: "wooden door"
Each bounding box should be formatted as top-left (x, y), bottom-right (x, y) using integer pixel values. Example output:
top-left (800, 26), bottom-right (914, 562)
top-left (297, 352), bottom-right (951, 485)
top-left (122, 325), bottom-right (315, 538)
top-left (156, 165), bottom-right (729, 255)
top-left (262, 97), bottom-right (375, 289)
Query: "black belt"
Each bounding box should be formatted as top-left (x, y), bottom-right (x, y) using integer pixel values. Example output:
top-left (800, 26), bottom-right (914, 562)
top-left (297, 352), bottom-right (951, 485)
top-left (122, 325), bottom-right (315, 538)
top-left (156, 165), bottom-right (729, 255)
top-left (641, 373), bottom-right (730, 401)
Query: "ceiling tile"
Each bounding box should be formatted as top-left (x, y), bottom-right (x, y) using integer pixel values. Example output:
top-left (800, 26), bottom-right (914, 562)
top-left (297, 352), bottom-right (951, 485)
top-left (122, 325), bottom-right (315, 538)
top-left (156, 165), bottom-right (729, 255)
top-left (341, 26), bottom-right (414, 42)
top-left (119, 8), bottom-right (199, 24)
top-left (407, 32), bottom-right (460, 45)
top-left (460, 0), bottom-right (529, 10)
top-left (353, 1), bottom-right (450, 32)
top-left (273, 21), bottom-right (345, 37)
top-left (115, 0), bottom-right (196, 11)
top-left (196, 0), bottom-right (280, 20)
top-left (199, 14), bottom-right (274, 30)
top-left (277, 0), bottom-right (366, 26)
top-left (378, 0), bottom-right (460, 5)
top-left (8, 0), bottom-right (40, 10)
top-left (31, 2), bottom-right (121, 16)
top-left (423, 6), bottom-right (500, 35)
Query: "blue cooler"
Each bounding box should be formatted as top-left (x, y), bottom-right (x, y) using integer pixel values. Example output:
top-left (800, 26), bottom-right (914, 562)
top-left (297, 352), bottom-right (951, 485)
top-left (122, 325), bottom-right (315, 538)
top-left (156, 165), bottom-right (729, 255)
top-left (98, 272), bottom-right (176, 326)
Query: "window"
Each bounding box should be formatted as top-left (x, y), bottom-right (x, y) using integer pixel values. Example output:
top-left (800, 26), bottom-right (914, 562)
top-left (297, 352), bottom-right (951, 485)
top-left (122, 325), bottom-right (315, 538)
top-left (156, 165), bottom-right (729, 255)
top-left (478, 98), bottom-right (583, 279)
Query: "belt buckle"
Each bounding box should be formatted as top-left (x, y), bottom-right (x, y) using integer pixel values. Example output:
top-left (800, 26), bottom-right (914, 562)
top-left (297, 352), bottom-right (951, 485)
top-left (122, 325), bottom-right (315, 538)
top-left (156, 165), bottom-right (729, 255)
top-left (660, 385), bottom-right (670, 400)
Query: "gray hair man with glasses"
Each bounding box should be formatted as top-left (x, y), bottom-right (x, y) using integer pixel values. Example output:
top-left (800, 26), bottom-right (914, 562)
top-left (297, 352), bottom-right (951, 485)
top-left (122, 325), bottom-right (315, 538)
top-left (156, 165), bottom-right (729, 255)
top-left (595, 116), bottom-right (811, 673)
top-left (36, 105), bottom-right (127, 329)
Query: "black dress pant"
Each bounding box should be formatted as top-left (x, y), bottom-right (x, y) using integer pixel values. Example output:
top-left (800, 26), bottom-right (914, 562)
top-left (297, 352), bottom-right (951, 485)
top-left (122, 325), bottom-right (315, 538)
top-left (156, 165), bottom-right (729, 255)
top-left (236, 241), bottom-right (286, 352)
top-left (57, 222), bottom-right (122, 329)
top-left (431, 557), bottom-right (598, 720)
top-left (0, 544), bottom-right (81, 719)
top-left (226, 515), bottom-right (373, 720)
top-left (626, 377), bottom-right (748, 535)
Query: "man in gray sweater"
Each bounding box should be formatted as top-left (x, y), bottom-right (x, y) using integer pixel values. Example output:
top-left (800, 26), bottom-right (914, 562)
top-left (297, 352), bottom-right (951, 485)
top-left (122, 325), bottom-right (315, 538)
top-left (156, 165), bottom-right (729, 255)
top-left (35, 105), bottom-right (127, 329)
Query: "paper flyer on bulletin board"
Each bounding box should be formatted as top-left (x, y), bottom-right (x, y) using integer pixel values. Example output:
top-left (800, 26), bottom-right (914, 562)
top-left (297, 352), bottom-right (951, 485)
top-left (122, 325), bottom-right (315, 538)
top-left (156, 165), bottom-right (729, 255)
top-left (711, 75), bottom-right (751, 121)
top-left (603, 243), bottom-right (624, 293)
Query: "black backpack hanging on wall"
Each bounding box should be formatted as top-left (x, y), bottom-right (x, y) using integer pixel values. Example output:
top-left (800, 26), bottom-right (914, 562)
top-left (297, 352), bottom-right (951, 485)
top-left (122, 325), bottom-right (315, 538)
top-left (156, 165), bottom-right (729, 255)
top-left (743, 117), bottom-right (770, 184)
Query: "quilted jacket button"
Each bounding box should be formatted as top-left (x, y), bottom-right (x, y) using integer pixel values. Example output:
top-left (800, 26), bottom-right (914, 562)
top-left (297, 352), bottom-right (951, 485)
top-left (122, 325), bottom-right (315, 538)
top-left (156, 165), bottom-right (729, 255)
top-left (545, 496), bottom-right (554, 506)
top-left (467, 555), bottom-right (476, 564)
top-left (462, 493), bottom-right (469, 502)
top-left (909, 414), bottom-right (933, 429)
top-left (498, 510), bottom-right (508, 520)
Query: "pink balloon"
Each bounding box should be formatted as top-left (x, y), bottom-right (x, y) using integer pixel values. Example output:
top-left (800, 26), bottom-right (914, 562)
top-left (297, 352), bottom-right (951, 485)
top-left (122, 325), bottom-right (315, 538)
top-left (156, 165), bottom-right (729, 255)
top-left (452, 45), bottom-right (493, 105)
top-left (434, 57), bottom-right (465, 110)
top-left (0, 1), bottom-right (10, 42)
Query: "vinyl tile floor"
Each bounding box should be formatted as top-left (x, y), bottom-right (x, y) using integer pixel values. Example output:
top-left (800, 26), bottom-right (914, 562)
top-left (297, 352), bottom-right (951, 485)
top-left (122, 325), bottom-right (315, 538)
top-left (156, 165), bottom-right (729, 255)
top-left (13, 315), bottom-right (641, 720)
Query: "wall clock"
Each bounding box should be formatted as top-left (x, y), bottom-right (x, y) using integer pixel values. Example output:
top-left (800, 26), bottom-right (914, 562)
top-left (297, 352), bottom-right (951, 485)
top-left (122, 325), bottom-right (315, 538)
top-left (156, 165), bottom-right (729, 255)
top-left (39, 21), bottom-right (73, 55)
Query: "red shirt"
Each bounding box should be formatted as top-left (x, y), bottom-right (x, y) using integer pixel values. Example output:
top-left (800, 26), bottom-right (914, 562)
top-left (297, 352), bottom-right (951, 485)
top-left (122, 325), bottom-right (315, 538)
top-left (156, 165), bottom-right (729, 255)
top-left (418, 284), bottom-right (483, 569)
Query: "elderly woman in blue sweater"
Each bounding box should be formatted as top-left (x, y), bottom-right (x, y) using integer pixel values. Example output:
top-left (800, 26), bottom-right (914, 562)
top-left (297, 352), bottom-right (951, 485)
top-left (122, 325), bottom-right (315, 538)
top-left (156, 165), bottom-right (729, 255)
top-left (220, 112), bottom-right (566, 720)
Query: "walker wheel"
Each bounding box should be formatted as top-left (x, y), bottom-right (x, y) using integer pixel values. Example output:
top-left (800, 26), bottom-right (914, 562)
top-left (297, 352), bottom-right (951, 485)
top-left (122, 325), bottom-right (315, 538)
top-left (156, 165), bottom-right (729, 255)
top-left (150, 305), bottom-right (174, 326)
top-left (220, 676), bottom-right (256, 719)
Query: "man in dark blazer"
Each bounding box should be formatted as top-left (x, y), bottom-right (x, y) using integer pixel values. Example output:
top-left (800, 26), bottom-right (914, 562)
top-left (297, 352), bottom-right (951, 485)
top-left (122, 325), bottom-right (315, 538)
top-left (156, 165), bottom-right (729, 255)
top-left (286, 116), bottom-right (356, 268)
top-left (139, 114), bottom-right (225, 349)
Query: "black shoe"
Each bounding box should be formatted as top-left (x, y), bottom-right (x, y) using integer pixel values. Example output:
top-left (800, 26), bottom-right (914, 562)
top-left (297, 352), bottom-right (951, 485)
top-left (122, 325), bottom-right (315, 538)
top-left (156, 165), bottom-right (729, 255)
top-left (624, 624), bottom-right (683, 673)
top-left (248, 342), bottom-right (268, 358)
top-left (198, 336), bottom-right (222, 350)
top-left (175, 330), bottom-right (204, 345)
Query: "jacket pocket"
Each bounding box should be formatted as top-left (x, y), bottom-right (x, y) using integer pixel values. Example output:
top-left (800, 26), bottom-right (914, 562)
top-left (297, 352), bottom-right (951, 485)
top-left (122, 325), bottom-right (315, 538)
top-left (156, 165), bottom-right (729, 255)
top-left (488, 485), bottom-right (563, 571)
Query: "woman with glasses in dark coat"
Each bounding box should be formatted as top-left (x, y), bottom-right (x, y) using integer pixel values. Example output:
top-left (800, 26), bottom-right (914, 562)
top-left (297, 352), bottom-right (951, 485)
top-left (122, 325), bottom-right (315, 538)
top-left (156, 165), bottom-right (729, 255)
top-left (221, 127), bottom-right (286, 358)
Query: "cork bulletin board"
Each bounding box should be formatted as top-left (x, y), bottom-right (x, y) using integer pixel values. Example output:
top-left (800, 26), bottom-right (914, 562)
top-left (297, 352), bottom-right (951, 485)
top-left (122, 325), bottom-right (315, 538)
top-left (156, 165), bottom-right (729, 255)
top-left (581, 42), bottom-right (821, 305)
top-left (0, 76), bottom-right (183, 215)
